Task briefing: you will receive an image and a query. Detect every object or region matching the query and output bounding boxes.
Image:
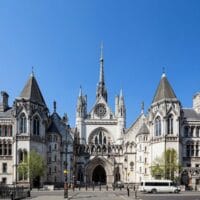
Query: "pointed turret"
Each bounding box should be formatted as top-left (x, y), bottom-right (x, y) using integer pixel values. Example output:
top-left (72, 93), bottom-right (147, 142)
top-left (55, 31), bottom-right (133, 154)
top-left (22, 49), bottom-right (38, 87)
top-left (96, 42), bottom-right (108, 102)
top-left (118, 89), bottom-right (126, 118)
top-left (19, 73), bottom-right (46, 106)
top-left (152, 72), bottom-right (177, 104)
top-left (76, 87), bottom-right (87, 118)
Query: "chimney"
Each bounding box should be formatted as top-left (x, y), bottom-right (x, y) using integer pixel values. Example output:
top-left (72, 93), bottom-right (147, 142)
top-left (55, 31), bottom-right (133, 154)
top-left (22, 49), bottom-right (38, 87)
top-left (0, 91), bottom-right (9, 112)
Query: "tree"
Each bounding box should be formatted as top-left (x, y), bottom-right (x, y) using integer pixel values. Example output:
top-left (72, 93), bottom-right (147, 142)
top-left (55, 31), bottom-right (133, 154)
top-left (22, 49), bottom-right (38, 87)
top-left (18, 150), bottom-right (45, 187)
top-left (151, 148), bottom-right (180, 181)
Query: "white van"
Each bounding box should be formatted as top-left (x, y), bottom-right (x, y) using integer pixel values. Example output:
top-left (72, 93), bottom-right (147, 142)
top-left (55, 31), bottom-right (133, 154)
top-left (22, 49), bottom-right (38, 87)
top-left (139, 180), bottom-right (180, 193)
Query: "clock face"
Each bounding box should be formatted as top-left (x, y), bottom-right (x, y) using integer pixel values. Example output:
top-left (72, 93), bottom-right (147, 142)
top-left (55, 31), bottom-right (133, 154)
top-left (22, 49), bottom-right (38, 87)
top-left (94, 104), bottom-right (107, 118)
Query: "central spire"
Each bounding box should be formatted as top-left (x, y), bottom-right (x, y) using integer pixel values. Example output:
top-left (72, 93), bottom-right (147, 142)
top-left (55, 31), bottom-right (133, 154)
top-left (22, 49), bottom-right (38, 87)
top-left (96, 42), bottom-right (108, 102)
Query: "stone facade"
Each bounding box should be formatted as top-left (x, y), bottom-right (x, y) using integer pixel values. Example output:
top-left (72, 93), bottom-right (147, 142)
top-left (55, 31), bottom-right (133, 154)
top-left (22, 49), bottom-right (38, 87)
top-left (0, 47), bottom-right (200, 190)
top-left (0, 73), bottom-right (72, 187)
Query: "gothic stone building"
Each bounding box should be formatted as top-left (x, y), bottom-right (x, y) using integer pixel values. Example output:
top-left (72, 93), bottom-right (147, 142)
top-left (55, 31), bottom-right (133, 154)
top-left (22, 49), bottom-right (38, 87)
top-left (0, 49), bottom-right (200, 189)
top-left (0, 73), bottom-right (73, 187)
top-left (74, 48), bottom-right (200, 189)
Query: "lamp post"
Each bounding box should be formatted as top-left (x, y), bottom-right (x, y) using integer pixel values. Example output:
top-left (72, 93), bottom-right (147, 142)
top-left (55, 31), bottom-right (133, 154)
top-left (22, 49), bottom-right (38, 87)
top-left (64, 169), bottom-right (68, 199)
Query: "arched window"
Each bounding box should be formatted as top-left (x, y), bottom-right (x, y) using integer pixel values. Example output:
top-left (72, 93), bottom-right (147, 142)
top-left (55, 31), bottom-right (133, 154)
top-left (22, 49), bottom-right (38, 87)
top-left (33, 116), bottom-right (40, 135)
top-left (155, 116), bottom-right (161, 136)
top-left (95, 136), bottom-right (98, 145)
top-left (20, 113), bottom-right (27, 133)
top-left (99, 131), bottom-right (102, 144)
top-left (167, 115), bottom-right (173, 134)
top-left (19, 150), bottom-right (23, 162)
top-left (103, 136), bottom-right (106, 144)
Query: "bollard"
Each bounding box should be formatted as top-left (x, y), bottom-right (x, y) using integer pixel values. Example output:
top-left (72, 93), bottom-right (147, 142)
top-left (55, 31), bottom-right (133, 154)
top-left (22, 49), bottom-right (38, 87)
top-left (135, 189), bottom-right (137, 199)
top-left (127, 187), bottom-right (130, 197)
top-left (79, 185), bottom-right (81, 191)
top-left (85, 184), bottom-right (88, 191)
top-left (27, 190), bottom-right (31, 197)
top-left (10, 192), bottom-right (14, 200)
top-left (99, 184), bottom-right (101, 191)
top-left (106, 185), bottom-right (108, 191)
top-left (93, 184), bottom-right (95, 191)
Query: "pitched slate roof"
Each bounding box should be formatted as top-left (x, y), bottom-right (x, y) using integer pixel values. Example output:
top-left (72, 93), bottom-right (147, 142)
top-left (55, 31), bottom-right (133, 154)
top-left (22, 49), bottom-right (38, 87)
top-left (137, 123), bottom-right (149, 136)
top-left (47, 120), bottom-right (60, 133)
top-left (152, 74), bottom-right (177, 103)
top-left (182, 108), bottom-right (200, 120)
top-left (19, 74), bottom-right (46, 106)
top-left (0, 108), bottom-right (12, 118)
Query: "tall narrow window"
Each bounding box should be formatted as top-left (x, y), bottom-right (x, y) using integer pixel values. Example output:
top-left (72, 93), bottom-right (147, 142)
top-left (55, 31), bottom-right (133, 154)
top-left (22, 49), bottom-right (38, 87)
top-left (20, 113), bottom-right (27, 133)
top-left (184, 127), bottom-right (189, 137)
top-left (2, 163), bottom-right (7, 173)
top-left (8, 144), bottom-right (12, 155)
top-left (155, 116), bottom-right (162, 136)
top-left (95, 136), bottom-right (98, 145)
top-left (196, 127), bottom-right (200, 137)
top-left (0, 126), bottom-right (2, 136)
top-left (103, 136), bottom-right (106, 144)
top-left (99, 131), bottom-right (102, 144)
top-left (4, 126), bottom-right (7, 137)
top-left (9, 126), bottom-right (12, 137)
top-left (167, 115), bottom-right (173, 134)
top-left (3, 144), bottom-right (7, 155)
top-left (0, 144), bottom-right (2, 155)
top-left (33, 116), bottom-right (40, 135)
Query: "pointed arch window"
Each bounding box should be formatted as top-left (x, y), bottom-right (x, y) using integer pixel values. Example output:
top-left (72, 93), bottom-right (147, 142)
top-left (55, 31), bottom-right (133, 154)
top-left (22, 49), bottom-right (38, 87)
top-left (95, 136), bottom-right (98, 145)
top-left (155, 116), bottom-right (162, 136)
top-left (20, 113), bottom-right (27, 133)
top-left (33, 116), bottom-right (40, 135)
top-left (167, 114), bottom-right (174, 134)
top-left (99, 131), bottom-right (102, 144)
top-left (103, 136), bottom-right (106, 144)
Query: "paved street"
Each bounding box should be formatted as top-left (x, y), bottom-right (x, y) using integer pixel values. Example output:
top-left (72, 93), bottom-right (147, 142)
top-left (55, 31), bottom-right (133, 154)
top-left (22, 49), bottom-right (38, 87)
top-left (25, 188), bottom-right (200, 200)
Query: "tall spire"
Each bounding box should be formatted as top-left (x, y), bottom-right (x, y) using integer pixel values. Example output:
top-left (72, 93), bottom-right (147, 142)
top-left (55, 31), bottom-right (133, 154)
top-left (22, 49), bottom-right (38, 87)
top-left (99, 41), bottom-right (104, 83)
top-left (96, 42), bottom-right (107, 102)
top-left (79, 86), bottom-right (82, 97)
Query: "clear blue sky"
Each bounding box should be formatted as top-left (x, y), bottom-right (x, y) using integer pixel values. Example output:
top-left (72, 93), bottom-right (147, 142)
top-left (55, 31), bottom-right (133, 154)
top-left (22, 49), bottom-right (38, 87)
top-left (0, 1), bottom-right (200, 127)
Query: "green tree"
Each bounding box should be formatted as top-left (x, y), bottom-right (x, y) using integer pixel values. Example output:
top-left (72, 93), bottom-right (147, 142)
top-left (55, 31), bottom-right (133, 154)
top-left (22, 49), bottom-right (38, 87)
top-left (151, 148), bottom-right (180, 181)
top-left (18, 150), bottom-right (45, 187)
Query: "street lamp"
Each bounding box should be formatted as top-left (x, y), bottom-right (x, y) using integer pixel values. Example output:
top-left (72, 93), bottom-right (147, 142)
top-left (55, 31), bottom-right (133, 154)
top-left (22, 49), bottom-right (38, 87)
top-left (64, 169), bottom-right (68, 199)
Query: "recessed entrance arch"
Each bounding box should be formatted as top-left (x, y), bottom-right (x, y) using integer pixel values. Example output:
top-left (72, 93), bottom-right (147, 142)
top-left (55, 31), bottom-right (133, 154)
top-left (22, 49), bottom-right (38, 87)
top-left (92, 165), bottom-right (106, 184)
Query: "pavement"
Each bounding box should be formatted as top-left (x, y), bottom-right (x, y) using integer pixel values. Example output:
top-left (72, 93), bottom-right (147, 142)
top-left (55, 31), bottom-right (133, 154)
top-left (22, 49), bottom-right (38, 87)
top-left (22, 188), bottom-right (200, 200)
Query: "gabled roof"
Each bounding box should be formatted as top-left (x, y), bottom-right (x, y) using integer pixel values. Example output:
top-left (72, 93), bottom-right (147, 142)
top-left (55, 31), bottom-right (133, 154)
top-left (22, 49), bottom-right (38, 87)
top-left (47, 120), bottom-right (60, 133)
top-left (19, 74), bottom-right (46, 106)
top-left (152, 74), bottom-right (177, 103)
top-left (137, 123), bottom-right (149, 136)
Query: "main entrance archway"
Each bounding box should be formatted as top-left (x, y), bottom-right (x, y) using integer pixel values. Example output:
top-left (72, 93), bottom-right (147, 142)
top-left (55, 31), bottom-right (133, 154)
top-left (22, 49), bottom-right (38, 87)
top-left (92, 165), bottom-right (106, 184)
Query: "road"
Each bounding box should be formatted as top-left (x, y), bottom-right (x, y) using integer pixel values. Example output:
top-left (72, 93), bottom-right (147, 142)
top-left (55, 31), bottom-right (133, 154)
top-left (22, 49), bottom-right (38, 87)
top-left (27, 189), bottom-right (200, 200)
